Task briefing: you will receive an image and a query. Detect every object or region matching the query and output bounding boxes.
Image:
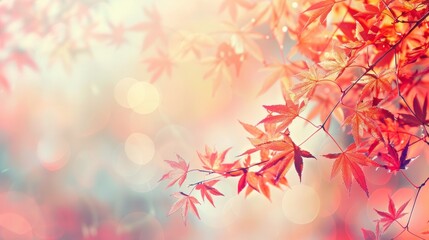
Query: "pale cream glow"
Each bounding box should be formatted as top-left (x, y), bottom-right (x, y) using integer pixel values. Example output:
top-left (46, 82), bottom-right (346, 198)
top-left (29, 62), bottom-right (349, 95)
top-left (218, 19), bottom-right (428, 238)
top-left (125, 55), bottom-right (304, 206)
top-left (282, 185), bottom-right (320, 224)
top-left (292, 2), bottom-right (298, 9)
top-left (127, 81), bottom-right (160, 114)
top-left (124, 133), bottom-right (155, 165)
top-left (115, 77), bottom-right (138, 108)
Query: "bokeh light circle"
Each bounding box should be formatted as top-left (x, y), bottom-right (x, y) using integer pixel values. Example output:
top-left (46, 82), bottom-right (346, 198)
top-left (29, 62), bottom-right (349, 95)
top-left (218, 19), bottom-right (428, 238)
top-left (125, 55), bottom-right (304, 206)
top-left (127, 81), bottom-right (160, 114)
top-left (282, 185), bottom-right (320, 224)
top-left (114, 77), bottom-right (137, 108)
top-left (124, 133), bottom-right (155, 165)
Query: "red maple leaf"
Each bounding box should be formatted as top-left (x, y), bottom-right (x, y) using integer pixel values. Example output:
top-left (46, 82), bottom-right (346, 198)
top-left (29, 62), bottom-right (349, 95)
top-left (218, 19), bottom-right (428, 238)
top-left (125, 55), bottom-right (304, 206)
top-left (323, 143), bottom-right (377, 196)
top-left (378, 140), bottom-right (417, 172)
top-left (237, 154), bottom-right (252, 194)
top-left (168, 192), bottom-right (200, 225)
top-left (256, 137), bottom-right (315, 182)
top-left (195, 180), bottom-right (224, 206)
top-left (159, 155), bottom-right (189, 187)
top-left (237, 153), bottom-right (292, 200)
top-left (197, 146), bottom-right (236, 174)
top-left (361, 221), bottom-right (381, 240)
top-left (236, 155), bottom-right (273, 200)
top-left (399, 94), bottom-right (429, 127)
top-left (374, 196), bottom-right (410, 231)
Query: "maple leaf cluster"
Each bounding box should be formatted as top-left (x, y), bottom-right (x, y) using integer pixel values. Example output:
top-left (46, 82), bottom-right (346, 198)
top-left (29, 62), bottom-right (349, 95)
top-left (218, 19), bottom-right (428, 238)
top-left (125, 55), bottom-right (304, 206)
top-left (0, 0), bottom-right (175, 88)
top-left (159, 0), bottom-right (429, 238)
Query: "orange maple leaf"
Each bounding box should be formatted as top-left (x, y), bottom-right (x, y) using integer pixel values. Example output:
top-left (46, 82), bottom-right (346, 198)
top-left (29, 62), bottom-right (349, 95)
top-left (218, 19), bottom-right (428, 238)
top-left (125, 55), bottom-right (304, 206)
top-left (319, 48), bottom-right (356, 79)
top-left (323, 143), bottom-right (377, 196)
top-left (239, 121), bottom-right (281, 161)
top-left (258, 100), bottom-right (304, 133)
top-left (257, 138), bottom-right (315, 182)
top-left (197, 146), bottom-right (236, 174)
top-left (302, 0), bottom-right (339, 28)
top-left (292, 64), bottom-right (326, 101)
top-left (343, 100), bottom-right (393, 144)
top-left (359, 69), bottom-right (395, 100)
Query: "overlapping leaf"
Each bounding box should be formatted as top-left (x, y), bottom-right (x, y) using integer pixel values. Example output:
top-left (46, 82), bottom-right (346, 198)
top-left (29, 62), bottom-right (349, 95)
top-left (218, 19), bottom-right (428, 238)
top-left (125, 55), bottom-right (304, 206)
top-left (197, 146), bottom-right (237, 174)
top-left (258, 100), bottom-right (304, 133)
top-left (344, 100), bottom-right (394, 144)
top-left (359, 69), bottom-right (395, 100)
top-left (302, 0), bottom-right (337, 28)
top-left (324, 143), bottom-right (377, 196)
top-left (159, 155), bottom-right (189, 187)
top-left (399, 94), bottom-right (429, 127)
top-left (169, 192), bottom-right (200, 225)
top-left (195, 180), bottom-right (224, 206)
top-left (378, 140), bottom-right (417, 172)
top-left (361, 221), bottom-right (380, 240)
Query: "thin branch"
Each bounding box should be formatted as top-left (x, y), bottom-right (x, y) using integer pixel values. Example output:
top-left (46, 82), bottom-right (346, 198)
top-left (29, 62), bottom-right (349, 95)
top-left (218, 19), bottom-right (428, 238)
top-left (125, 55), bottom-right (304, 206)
top-left (297, 115), bottom-right (320, 128)
top-left (400, 170), bottom-right (418, 189)
top-left (320, 9), bottom-right (429, 129)
top-left (394, 48), bottom-right (429, 139)
top-left (391, 177), bottom-right (429, 239)
top-left (406, 177), bottom-right (429, 227)
top-left (187, 160), bottom-right (269, 187)
top-left (187, 169), bottom-right (214, 174)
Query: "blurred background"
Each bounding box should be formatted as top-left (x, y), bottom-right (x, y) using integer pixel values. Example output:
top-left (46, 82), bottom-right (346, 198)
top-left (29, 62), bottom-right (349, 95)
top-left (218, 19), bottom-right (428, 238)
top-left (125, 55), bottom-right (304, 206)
top-left (0, 0), bottom-right (428, 239)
